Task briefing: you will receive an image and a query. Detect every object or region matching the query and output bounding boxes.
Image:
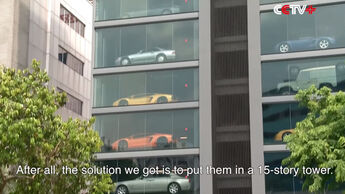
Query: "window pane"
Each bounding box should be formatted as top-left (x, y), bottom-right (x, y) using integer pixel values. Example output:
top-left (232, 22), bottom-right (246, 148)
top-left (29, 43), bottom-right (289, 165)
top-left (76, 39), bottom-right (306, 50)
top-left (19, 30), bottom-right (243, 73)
top-left (265, 152), bottom-right (345, 193)
top-left (265, 152), bottom-right (305, 193)
top-left (262, 103), bottom-right (307, 145)
top-left (94, 20), bottom-right (199, 68)
top-left (261, 4), bottom-right (345, 54)
top-left (94, 109), bottom-right (199, 152)
top-left (58, 46), bottom-right (84, 75)
top-left (93, 68), bottom-right (198, 107)
top-left (262, 56), bottom-right (345, 97)
top-left (95, 0), bottom-right (199, 21)
top-left (96, 156), bottom-right (200, 194)
top-left (80, 23), bottom-right (85, 37)
top-left (60, 6), bottom-right (65, 21)
top-left (57, 88), bottom-right (83, 115)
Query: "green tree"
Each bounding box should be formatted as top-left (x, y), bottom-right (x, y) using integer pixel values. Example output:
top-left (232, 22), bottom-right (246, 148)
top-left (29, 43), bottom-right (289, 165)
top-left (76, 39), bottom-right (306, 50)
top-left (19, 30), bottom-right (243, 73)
top-left (283, 86), bottom-right (345, 192)
top-left (0, 60), bottom-right (112, 193)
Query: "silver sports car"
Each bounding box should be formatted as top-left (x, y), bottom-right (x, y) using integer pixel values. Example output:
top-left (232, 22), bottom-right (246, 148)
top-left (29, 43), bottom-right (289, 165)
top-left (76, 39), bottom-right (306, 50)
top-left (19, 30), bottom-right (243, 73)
top-left (114, 173), bottom-right (191, 194)
top-left (115, 47), bottom-right (176, 66)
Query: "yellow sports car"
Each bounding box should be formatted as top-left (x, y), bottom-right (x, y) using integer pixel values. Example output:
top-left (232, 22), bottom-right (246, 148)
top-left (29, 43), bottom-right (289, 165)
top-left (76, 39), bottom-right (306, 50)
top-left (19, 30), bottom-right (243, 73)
top-left (113, 93), bottom-right (174, 106)
top-left (274, 129), bottom-right (294, 141)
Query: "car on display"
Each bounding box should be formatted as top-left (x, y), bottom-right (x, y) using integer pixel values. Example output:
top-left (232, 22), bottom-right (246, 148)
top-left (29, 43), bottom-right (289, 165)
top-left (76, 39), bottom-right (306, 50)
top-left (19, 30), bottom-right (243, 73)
top-left (115, 47), bottom-right (176, 66)
top-left (112, 133), bottom-right (174, 151)
top-left (275, 36), bottom-right (336, 53)
top-left (121, 6), bottom-right (180, 18)
top-left (114, 173), bottom-right (191, 194)
top-left (113, 93), bottom-right (174, 106)
top-left (277, 65), bottom-right (337, 95)
top-left (274, 129), bottom-right (294, 141)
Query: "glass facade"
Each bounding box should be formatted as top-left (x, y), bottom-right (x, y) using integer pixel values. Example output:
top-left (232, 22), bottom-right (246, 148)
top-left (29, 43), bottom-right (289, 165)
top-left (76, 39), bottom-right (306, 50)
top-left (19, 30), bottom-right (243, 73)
top-left (93, 68), bottom-right (198, 108)
top-left (265, 152), bottom-right (345, 193)
top-left (95, 0), bottom-right (198, 21)
top-left (97, 156), bottom-right (199, 194)
top-left (265, 152), bottom-right (306, 193)
top-left (262, 56), bottom-right (345, 96)
top-left (263, 103), bottom-right (307, 145)
top-left (261, 3), bottom-right (345, 54)
top-left (95, 20), bottom-right (199, 68)
top-left (95, 109), bottom-right (199, 152)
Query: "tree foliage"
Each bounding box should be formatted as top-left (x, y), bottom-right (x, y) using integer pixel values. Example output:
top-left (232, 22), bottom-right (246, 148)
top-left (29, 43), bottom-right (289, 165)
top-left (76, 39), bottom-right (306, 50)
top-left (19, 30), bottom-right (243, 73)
top-left (283, 86), bottom-right (345, 192)
top-left (0, 60), bottom-right (112, 193)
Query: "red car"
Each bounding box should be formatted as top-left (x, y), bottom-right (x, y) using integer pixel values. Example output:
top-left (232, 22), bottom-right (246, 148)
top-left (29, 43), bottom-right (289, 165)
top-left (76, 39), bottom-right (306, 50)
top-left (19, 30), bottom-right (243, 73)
top-left (112, 133), bottom-right (174, 151)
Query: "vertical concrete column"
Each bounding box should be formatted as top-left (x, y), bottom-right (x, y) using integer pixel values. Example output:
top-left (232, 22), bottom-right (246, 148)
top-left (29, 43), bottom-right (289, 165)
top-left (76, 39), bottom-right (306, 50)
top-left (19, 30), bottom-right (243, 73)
top-left (247, 0), bottom-right (266, 193)
top-left (199, 0), bottom-right (213, 193)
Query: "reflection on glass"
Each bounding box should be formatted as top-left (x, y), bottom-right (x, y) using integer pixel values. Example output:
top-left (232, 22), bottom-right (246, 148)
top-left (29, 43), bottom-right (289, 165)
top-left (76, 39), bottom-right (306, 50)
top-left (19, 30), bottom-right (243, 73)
top-left (262, 56), bottom-right (345, 96)
top-left (95, 0), bottom-right (198, 21)
top-left (265, 152), bottom-right (345, 193)
top-left (265, 152), bottom-right (305, 193)
top-left (261, 4), bottom-right (345, 54)
top-left (95, 20), bottom-right (199, 68)
top-left (263, 103), bottom-right (307, 145)
top-left (93, 68), bottom-right (198, 107)
top-left (94, 109), bottom-right (199, 152)
top-left (97, 156), bottom-right (199, 194)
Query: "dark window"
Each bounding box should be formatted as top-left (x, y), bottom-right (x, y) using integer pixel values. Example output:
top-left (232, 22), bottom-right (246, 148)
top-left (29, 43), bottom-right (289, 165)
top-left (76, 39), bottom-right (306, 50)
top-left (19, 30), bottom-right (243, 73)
top-left (57, 88), bottom-right (83, 115)
top-left (60, 5), bottom-right (85, 37)
top-left (58, 46), bottom-right (84, 75)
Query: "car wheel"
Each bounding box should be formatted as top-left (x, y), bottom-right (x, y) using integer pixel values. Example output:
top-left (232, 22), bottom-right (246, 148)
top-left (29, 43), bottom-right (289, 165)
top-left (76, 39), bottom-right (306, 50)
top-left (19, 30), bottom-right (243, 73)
top-left (157, 96), bottom-right (168, 104)
top-left (281, 132), bottom-right (291, 141)
top-left (162, 9), bottom-right (172, 14)
top-left (318, 39), bottom-right (330, 49)
top-left (168, 183), bottom-right (181, 194)
top-left (156, 54), bottom-right (167, 63)
top-left (118, 141), bottom-right (128, 151)
top-left (279, 43), bottom-right (290, 53)
top-left (156, 137), bottom-right (168, 148)
top-left (279, 87), bottom-right (292, 95)
top-left (118, 100), bottom-right (128, 106)
top-left (116, 185), bottom-right (129, 194)
top-left (121, 58), bottom-right (131, 66)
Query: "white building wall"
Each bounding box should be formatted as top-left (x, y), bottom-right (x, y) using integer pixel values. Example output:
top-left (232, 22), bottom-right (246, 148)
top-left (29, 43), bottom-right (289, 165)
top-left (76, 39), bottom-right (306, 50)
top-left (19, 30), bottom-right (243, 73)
top-left (27, 0), bottom-right (93, 120)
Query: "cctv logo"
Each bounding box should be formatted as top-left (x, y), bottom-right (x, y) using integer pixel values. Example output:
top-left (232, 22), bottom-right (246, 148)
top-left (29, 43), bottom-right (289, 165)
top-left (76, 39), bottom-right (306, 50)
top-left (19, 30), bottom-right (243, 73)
top-left (274, 5), bottom-right (316, 15)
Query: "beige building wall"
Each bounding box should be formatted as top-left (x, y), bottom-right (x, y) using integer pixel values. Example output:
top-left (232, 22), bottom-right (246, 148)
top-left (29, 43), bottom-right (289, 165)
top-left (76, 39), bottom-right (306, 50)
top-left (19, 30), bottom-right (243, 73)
top-left (0, 0), bottom-right (93, 120)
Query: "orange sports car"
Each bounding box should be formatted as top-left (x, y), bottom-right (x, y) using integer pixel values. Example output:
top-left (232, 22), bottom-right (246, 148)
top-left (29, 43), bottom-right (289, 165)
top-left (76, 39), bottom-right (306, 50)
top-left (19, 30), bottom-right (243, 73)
top-left (113, 93), bottom-right (174, 106)
top-left (274, 129), bottom-right (295, 141)
top-left (112, 133), bottom-right (174, 151)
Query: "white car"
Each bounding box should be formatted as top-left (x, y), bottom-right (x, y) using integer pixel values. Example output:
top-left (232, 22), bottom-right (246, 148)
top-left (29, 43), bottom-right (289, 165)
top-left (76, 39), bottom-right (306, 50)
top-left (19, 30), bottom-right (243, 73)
top-left (277, 65), bottom-right (338, 95)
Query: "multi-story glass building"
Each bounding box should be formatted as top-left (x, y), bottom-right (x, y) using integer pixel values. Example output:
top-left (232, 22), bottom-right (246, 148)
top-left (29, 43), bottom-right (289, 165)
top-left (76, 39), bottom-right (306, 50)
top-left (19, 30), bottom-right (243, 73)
top-left (92, 0), bottom-right (345, 193)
